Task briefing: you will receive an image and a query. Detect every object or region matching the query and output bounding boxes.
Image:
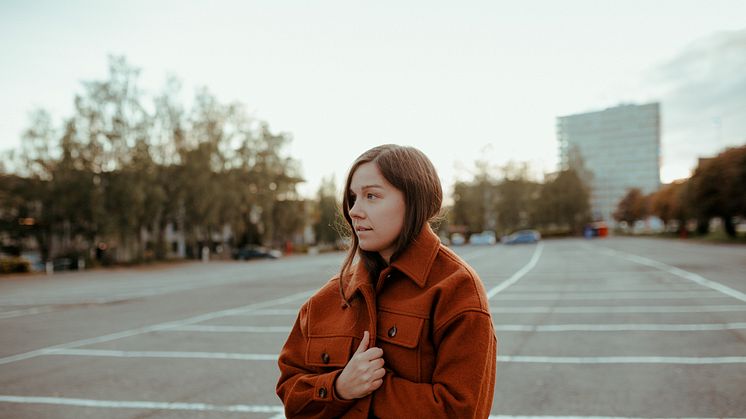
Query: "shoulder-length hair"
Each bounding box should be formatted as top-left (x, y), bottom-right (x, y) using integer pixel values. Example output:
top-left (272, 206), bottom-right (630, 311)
top-left (338, 144), bottom-right (443, 305)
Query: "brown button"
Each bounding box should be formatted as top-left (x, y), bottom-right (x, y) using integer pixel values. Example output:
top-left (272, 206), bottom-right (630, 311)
top-left (321, 352), bottom-right (330, 364)
top-left (319, 387), bottom-right (328, 398)
top-left (388, 325), bottom-right (397, 338)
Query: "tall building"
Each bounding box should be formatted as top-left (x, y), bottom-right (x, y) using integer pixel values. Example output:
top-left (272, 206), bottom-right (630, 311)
top-left (557, 103), bottom-right (661, 223)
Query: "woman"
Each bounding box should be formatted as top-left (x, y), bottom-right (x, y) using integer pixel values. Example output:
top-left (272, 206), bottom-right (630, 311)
top-left (276, 144), bottom-right (497, 418)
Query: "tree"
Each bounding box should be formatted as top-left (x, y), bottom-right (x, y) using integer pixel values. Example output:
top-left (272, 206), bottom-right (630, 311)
top-left (3, 55), bottom-right (307, 266)
top-left (314, 175), bottom-right (341, 245)
top-left (533, 169), bottom-right (591, 233)
top-left (649, 180), bottom-right (687, 232)
top-left (686, 146), bottom-right (746, 237)
top-left (613, 188), bottom-right (648, 227)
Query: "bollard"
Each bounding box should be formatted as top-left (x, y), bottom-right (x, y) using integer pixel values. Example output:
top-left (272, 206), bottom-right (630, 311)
top-left (45, 261), bottom-right (53, 275)
top-left (202, 246), bottom-right (210, 263)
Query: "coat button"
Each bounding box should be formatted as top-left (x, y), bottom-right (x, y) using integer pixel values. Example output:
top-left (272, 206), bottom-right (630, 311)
top-left (388, 325), bottom-right (397, 338)
top-left (319, 387), bottom-right (328, 398)
top-left (321, 352), bottom-right (330, 364)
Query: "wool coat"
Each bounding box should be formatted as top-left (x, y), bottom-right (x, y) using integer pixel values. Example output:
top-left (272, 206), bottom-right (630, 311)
top-left (276, 225), bottom-right (497, 418)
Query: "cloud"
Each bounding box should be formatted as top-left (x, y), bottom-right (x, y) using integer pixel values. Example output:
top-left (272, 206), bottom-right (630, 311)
top-left (646, 28), bottom-right (746, 177)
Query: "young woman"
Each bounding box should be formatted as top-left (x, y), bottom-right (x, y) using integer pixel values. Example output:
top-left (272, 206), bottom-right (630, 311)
top-left (276, 144), bottom-right (497, 418)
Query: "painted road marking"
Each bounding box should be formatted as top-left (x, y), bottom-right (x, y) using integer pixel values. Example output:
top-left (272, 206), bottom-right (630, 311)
top-left (493, 291), bottom-right (727, 300)
top-left (165, 325), bottom-right (292, 333)
top-left (492, 322), bottom-right (746, 332)
top-left (0, 395), bottom-right (742, 419)
top-left (498, 355), bottom-right (746, 364)
top-left (596, 247), bottom-right (746, 303)
top-left (43, 348), bottom-right (280, 360)
top-left (505, 285), bottom-right (703, 292)
top-left (487, 243), bottom-right (544, 299)
top-left (235, 309), bottom-right (298, 316)
top-left (487, 416), bottom-right (746, 419)
top-left (0, 395), bottom-right (282, 413)
top-left (159, 322), bottom-right (746, 333)
top-left (0, 306), bottom-right (57, 319)
top-left (0, 289), bottom-right (314, 366)
top-left (41, 349), bottom-right (746, 365)
top-left (490, 305), bottom-right (746, 314)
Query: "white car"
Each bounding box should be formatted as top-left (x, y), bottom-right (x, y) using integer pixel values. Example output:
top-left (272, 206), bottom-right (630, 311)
top-left (469, 231), bottom-right (496, 245)
top-left (450, 233), bottom-right (466, 246)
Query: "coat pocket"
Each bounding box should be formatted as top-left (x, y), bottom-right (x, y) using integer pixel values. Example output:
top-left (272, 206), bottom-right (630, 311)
top-left (376, 310), bottom-right (424, 349)
top-left (305, 336), bottom-right (353, 368)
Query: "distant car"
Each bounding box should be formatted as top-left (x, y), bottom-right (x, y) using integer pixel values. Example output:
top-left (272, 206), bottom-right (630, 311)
top-left (469, 231), bottom-right (496, 245)
top-left (450, 233), bottom-right (466, 246)
top-left (501, 229), bottom-right (541, 245)
top-left (232, 245), bottom-right (281, 260)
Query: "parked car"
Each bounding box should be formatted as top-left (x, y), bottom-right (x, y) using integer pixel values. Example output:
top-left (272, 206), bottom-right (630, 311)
top-left (232, 245), bottom-right (281, 260)
top-left (469, 231), bottom-right (496, 245)
top-left (501, 229), bottom-right (541, 245)
top-left (450, 233), bottom-right (466, 246)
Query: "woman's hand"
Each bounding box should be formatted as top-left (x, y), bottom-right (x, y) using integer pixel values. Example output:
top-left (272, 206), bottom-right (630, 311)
top-left (334, 331), bottom-right (386, 400)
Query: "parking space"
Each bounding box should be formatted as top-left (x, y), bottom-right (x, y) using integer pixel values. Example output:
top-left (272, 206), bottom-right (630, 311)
top-left (1, 237), bottom-right (745, 418)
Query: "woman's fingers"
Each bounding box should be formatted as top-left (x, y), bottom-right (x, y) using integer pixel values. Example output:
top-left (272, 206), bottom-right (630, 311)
top-left (354, 331), bottom-right (370, 355)
top-left (371, 367), bottom-right (386, 380)
top-left (370, 378), bottom-right (384, 391)
top-left (371, 357), bottom-right (385, 369)
top-left (360, 346), bottom-right (383, 361)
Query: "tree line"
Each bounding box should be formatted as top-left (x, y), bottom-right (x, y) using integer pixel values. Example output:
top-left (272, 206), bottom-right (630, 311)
top-left (449, 161), bottom-right (591, 238)
top-left (614, 145), bottom-right (746, 237)
top-left (0, 56), bottom-right (307, 266)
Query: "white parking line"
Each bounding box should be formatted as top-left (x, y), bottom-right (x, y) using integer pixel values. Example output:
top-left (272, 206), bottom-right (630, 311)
top-left (596, 247), bottom-right (746, 303)
top-left (0, 306), bottom-right (57, 319)
top-left (505, 285), bottom-right (702, 292)
top-left (0, 395), bottom-right (283, 413)
top-left (41, 349), bottom-right (746, 365)
top-left (491, 305), bottom-right (746, 314)
top-left (0, 396), bottom-right (738, 419)
top-left (487, 243), bottom-right (544, 299)
top-left (0, 289), bottom-right (314, 366)
top-left (487, 416), bottom-right (746, 419)
top-left (499, 355), bottom-right (746, 364)
top-left (165, 325), bottom-right (292, 333)
top-left (163, 322), bottom-right (746, 333)
top-left (44, 348), bottom-right (280, 361)
top-left (493, 291), bottom-right (726, 300)
top-left (492, 322), bottom-right (746, 332)
top-left (235, 309), bottom-right (298, 316)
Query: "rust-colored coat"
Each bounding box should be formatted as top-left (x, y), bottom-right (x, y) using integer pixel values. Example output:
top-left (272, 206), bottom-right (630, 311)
top-left (276, 225), bottom-right (497, 418)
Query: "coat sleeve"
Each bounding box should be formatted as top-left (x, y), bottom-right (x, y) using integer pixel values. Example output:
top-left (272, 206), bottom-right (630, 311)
top-left (371, 310), bottom-right (497, 418)
top-left (276, 302), bottom-right (357, 418)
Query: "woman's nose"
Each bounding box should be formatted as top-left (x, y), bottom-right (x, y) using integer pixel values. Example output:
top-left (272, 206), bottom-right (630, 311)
top-left (349, 201), bottom-right (364, 218)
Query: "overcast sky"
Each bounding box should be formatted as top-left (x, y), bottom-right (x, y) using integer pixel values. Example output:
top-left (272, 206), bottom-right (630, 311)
top-left (1, 0), bottom-right (745, 198)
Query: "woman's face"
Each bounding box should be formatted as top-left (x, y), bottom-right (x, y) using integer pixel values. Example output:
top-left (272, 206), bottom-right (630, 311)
top-left (348, 162), bottom-right (406, 263)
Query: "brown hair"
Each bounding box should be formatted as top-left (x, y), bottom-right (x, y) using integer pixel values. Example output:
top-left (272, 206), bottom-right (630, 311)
top-left (337, 144), bottom-right (443, 305)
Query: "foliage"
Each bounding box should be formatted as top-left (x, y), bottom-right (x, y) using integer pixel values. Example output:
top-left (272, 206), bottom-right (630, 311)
top-left (1, 55), bottom-right (305, 263)
top-left (451, 161), bottom-right (590, 236)
top-left (613, 188), bottom-right (649, 226)
top-left (627, 145), bottom-right (745, 238)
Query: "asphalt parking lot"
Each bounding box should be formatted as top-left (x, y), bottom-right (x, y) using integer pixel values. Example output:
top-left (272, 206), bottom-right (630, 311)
top-left (1, 237), bottom-right (745, 418)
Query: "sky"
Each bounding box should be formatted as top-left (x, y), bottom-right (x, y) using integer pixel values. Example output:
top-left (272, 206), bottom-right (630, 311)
top-left (1, 0), bottom-right (745, 199)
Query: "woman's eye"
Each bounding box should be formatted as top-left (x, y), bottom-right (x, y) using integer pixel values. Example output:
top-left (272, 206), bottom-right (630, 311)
top-left (366, 193), bottom-right (377, 200)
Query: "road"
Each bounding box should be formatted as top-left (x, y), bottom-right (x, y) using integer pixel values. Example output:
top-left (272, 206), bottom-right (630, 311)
top-left (0, 237), bottom-right (745, 418)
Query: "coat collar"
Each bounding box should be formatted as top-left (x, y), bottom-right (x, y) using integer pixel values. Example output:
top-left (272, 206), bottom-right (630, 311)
top-left (344, 224), bottom-right (441, 299)
top-left (390, 223), bottom-right (441, 288)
